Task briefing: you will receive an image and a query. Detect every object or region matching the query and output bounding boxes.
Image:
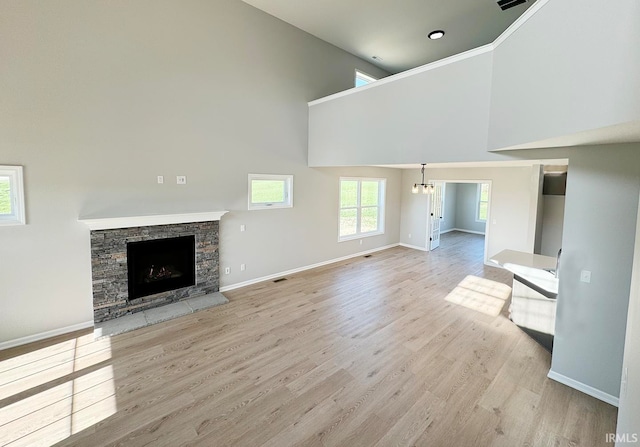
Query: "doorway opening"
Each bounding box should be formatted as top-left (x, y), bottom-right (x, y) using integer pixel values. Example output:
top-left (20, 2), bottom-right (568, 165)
top-left (427, 180), bottom-right (492, 264)
top-left (534, 165), bottom-right (567, 257)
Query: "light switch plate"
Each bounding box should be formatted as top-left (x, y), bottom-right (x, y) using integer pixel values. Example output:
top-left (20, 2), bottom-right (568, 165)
top-left (580, 270), bottom-right (591, 283)
top-left (177, 176), bottom-right (187, 185)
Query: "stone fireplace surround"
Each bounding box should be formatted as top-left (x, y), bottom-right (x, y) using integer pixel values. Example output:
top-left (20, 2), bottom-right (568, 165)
top-left (80, 211), bottom-right (227, 323)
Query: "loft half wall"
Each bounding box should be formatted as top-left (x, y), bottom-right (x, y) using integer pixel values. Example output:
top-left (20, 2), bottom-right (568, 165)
top-left (308, 0), bottom-right (640, 167)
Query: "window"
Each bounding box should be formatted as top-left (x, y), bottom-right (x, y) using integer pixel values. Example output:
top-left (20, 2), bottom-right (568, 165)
top-left (355, 70), bottom-right (378, 88)
top-left (339, 178), bottom-right (385, 241)
top-left (248, 174), bottom-right (293, 210)
top-left (0, 165), bottom-right (25, 226)
top-left (477, 183), bottom-right (489, 222)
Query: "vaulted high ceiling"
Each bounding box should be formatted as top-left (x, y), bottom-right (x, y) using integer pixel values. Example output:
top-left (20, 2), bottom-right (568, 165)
top-left (242, 0), bottom-right (536, 73)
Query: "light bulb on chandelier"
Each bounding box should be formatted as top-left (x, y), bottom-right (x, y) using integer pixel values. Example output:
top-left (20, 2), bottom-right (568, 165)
top-left (412, 163), bottom-right (434, 194)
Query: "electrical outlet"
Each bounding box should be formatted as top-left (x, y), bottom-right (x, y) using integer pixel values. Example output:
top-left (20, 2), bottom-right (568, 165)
top-left (224, 267), bottom-right (230, 274)
top-left (359, 239), bottom-right (363, 245)
top-left (408, 233), bottom-right (412, 239)
top-left (580, 270), bottom-right (591, 283)
top-left (157, 176), bottom-right (164, 184)
top-left (177, 175), bottom-right (187, 185)
top-left (240, 264), bottom-right (246, 271)
top-left (240, 225), bottom-right (246, 232)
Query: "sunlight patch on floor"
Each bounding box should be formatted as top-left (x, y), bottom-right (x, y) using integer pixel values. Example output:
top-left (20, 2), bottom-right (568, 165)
top-left (0, 337), bottom-right (117, 446)
top-left (445, 275), bottom-right (512, 316)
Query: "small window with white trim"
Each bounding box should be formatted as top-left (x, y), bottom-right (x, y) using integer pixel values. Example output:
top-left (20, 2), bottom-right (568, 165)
top-left (476, 183), bottom-right (489, 222)
top-left (339, 177), bottom-right (385, 241)
top-left (248, 174), bottom-right (293, 210)
top-left (355, 70), bottom-right (378, 88)
top-left (0, 165), bottom-right (26, 226)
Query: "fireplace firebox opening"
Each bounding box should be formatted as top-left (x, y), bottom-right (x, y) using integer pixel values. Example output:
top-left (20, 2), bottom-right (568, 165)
top-left (127, 235), bottom-right (196, 300)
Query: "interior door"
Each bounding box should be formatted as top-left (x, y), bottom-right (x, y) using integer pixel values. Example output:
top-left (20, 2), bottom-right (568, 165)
top-left (429, 182), bottom-right (444, 250)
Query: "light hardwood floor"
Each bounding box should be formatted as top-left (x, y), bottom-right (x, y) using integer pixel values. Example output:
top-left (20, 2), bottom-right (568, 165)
top-left (0, 232), bottom-right (617, 446)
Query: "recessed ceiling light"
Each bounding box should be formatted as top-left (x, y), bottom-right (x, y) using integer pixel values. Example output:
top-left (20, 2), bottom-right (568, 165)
top-left (372, 55), bottom-right (384, 61)
top-left (428, 30), bottom-right (445, 40)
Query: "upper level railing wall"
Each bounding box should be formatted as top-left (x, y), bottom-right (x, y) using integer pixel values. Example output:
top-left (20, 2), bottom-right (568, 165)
top-left (489, 0), bottom-right (640, 151)
top-left (308, 0), bottom-right (640, 166)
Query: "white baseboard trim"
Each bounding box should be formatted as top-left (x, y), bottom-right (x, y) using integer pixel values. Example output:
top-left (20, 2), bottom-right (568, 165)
top-left (220, 243), bottom-right (400, 292)
top-left (399, 243), bottom-right (429, 252)
top-left (449, 228), bottom-right (486, 236)
top-left (547, 369), bottom-right (619, 407)
top-left (440, 228), bottom-right (455, 234)
top-left (0, 320), bottom-right (95, 351)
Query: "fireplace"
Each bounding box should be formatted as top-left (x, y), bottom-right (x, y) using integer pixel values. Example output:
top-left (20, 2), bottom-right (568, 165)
top-left (127, 235), bottom-right (196, 299)
top-left (84, 217), bottom-right (223, 323)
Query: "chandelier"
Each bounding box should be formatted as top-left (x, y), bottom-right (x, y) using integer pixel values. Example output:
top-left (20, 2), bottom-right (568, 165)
top-left (412, 163), bottom-right (434, 194)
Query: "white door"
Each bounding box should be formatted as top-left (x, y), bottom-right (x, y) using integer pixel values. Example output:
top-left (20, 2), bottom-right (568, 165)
top-left (429, 182), bottom-right (444, 250)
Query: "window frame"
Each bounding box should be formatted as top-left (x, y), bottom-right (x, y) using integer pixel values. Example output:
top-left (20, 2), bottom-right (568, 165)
top-left (338, 177), bottom-right (386, 242)
top-left (476, 183), bottom-right (490, 222)
top-left (0, 165), bottom-right (26, 226)
top-left (355, 70), bottom-right (378, 88)
top-left (248, 173), bottom-right (293, 211)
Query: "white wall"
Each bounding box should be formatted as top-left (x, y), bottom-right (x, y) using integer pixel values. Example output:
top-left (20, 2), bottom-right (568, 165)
top-left (399, 166), bottom-right (539, 257)
top-left (616, 195), bottom-right (640, 440)
top-left (309, 51), bottom-right (500, 166)
top-left (0, 0), bottom-right (397, 344)
top-left (489, 0), bottom-right (640, 150)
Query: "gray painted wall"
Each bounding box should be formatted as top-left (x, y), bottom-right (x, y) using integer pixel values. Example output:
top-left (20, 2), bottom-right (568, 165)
top-left (440, 183), bottom-right (487, 234)
top-left (453, 183), bottom-right (486, 234)
top-left (399, 177), bottom-right (429, 250)
top-left (533, 165), bottom-right (545, 254)
top-left (540, 196), bottom-right (565, 257)
top-left (616, 195), bottom-right (640, 437)
top-left (549, 144), bottom-right (640, 399)
top-left (0, 0), bottom-right (397, 343)
top-left (441, 183), bottom-right (457, 232)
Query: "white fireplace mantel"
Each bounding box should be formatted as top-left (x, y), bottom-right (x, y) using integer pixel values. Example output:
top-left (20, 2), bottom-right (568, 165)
top-left (79, 211), bottom-right (228, 231)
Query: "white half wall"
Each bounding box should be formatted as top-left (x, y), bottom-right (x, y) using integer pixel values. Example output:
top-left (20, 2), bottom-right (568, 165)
top-left (489, 0), bottom-right (640, 150)
top-left (309, 50), bottom-right (497, 166)
top-left (308, 0), bottom-right (640, 166)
